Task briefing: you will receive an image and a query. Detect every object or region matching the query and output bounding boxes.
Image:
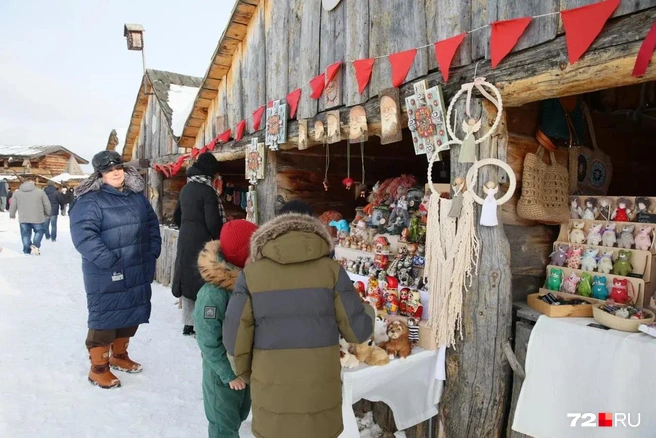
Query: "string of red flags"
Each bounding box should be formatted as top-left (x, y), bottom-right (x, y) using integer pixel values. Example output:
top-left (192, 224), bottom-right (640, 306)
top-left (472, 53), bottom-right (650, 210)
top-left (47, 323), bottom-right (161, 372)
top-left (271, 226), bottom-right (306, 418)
top-left (155, 0), bottom-right (656, 178)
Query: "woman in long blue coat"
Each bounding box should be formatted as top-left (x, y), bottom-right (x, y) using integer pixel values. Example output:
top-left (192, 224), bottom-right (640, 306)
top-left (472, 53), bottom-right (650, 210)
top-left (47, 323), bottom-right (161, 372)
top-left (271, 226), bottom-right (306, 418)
top-left (70, 150), bottom-right (161, 389)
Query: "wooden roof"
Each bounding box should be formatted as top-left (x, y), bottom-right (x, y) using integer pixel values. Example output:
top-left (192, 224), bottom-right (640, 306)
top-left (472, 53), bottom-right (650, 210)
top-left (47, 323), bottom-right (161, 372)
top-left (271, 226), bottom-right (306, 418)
top-left (177, 0), bottom-right (260, 148)
top-left (0, 145), bottom-right (88, 164)
top-left (121, 69), bottom-right (202, 160)
top-left (106, 129), bottom-right (119, 151)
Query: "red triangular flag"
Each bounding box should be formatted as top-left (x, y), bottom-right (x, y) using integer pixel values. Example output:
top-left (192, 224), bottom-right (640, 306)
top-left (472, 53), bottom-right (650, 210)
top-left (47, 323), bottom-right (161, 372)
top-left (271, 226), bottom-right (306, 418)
top-left (490, 17), bottom-right (532, 68)
top-left (235, 120), bottom-right (246, 140)
top-left (309, 73), bottom-right (326, 99)
top-left (252, 106), bottom-right (265, 131)
top-left (199, 146), bottom-right (208, 155)
top-left (206, 137), bottom-right (217, 151)
top-left (561, 0), bottom-right (620, 64)
top-left (388, 49), bottom-right (417, 88)
top-left (286, 89), bottom-right (302, 118)
top-left (326, 61), bottom-right (342, 83)
top-left (633, 18), bottom-right (656, 77)
top-left (267, 101), bottom-right (274, 108)
top-left (434, 33), bottom-right (466, 83)
top-left (218, 129), bottom-right (231, 143)
top-left (191, 147), bottom-right (200, 159)
top-left (162, 164), bottom-right (171, 178)
top-left (353, 58), bottom-right (375, 94)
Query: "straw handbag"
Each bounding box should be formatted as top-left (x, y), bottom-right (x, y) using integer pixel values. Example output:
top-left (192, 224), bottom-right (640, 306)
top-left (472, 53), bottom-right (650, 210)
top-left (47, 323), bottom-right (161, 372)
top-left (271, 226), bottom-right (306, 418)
top-left (517, 146), bottom-right (570, 224)
top-left (568, 103), bottom-right (613, 195)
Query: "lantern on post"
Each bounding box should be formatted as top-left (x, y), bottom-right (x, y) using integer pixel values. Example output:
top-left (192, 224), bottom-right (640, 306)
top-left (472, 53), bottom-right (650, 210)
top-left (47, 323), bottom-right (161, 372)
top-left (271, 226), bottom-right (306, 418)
top-left (123, 23), bottom-right (146, 74)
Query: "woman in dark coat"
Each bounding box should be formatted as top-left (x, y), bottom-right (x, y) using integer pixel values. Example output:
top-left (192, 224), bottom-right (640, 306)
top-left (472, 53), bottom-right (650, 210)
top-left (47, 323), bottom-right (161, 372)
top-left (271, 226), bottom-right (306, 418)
top-left (172, 152), bottom-right (225, 336)
top-left (70, 150), bottom-right (161, 389)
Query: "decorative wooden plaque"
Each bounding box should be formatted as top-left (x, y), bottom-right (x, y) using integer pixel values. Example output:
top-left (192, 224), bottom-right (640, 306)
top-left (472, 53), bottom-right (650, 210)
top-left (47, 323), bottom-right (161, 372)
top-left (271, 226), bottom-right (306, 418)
top-left (326, 110), bottom-right (341, 144)
top-left (406, 80), bottom-right (449, 157)
top-left (379, 88), bottom-right (402, 145)
top-left (298, 119), bottom-right (309, 150)
top-left (265, 99), bottom-right (288, 151)
top-left (349, 106), bottom-right (368, 142)
top-left (245, 138), bottom-right (266, 185)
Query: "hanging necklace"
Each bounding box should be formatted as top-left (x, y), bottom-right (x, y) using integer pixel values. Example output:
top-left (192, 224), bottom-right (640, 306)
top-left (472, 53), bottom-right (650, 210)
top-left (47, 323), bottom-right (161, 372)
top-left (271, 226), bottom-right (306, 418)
top-left (357, 141), bottom-right (367, 198)
top-left (323, 139), bottom-right (330, 191)
top-left (343, 140), bottom-right (354, 189)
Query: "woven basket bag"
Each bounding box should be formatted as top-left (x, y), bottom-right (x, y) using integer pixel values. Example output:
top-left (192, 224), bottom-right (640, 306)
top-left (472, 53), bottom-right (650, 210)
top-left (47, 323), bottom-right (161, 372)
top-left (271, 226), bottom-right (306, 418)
top-left (517, 146), bottom-right (570, 224)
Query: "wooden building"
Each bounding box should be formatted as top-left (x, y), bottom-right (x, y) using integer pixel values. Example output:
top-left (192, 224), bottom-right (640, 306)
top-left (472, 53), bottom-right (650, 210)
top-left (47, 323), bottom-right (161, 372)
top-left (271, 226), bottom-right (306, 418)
top-left (0, 145), bottom-right (88, 189)
top-left (143, 1), bottom-right (656, 437)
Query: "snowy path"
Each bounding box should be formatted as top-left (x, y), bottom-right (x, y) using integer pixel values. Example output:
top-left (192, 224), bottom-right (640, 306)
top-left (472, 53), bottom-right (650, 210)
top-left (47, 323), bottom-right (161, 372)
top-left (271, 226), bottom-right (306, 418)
top-left (0, 213), bottom-right (255, 438)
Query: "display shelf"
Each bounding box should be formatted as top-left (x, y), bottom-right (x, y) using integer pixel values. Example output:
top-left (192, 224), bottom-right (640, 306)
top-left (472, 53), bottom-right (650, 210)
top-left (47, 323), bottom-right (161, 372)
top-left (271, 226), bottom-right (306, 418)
top-left (569, 195), bottom-right (656, 225)
top-left (557, 218), bottom-right (656, 254)
top-left (552, 241), bottom-right (652, 281)
top-left (545, 264), bottom-right (644, 306)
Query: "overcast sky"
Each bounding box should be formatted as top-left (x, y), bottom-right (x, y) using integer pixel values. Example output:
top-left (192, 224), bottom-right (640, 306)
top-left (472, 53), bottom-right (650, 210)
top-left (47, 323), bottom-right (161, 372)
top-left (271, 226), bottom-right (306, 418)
top-left (0, 0), bottom-right (231, 166)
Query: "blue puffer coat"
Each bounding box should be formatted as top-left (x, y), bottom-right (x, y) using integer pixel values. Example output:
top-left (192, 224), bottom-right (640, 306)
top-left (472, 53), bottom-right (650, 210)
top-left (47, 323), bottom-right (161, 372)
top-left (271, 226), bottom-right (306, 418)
top-left (70, 168), bottom-right (162, 330)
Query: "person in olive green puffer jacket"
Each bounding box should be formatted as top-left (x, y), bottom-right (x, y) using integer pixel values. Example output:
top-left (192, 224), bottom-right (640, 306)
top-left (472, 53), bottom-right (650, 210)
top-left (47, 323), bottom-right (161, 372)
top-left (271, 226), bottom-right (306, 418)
top-left (223, 213), bottom-right (375, 438)
top-left (193, 219), bottom-right (258, 438)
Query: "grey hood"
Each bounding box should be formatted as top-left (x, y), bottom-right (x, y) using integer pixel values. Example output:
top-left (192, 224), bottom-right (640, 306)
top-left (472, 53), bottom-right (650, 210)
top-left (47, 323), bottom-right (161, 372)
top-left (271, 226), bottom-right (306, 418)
top-left (19, 181), bottom-right (36, 192)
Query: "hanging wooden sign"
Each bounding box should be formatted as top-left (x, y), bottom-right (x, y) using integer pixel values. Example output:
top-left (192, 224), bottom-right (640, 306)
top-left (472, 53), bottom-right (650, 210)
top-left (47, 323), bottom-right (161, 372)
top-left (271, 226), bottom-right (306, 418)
top-left (379, 88), bottom-right (402, 145)
top-left (245, 138), bottom-right (266, 185)
top-left (406, 80), bottom-right (449, 158)
top-left (265, 99), bottom-right (288, 151)
top-left (326, 110), bottom-right (341, 144)
top-left (349, 106), bottom-right (368, 142)
top-left (246, 186), bottom-right (258, 224)
top-left (315, 120), bottom-right (325, 142)
top-left (298, 119), bottom-right (309, 150)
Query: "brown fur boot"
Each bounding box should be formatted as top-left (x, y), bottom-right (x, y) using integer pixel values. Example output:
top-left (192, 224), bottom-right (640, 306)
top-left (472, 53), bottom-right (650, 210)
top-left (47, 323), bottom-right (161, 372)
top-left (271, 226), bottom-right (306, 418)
top-left (88, 346), bottom-right (121, 389)
top-left (110, 338), bottom-right (142, 373)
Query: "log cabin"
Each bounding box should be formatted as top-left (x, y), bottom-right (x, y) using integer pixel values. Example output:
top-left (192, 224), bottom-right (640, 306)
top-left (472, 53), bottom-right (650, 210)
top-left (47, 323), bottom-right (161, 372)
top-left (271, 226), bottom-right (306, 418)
top-left (138, 1), bottom-right (656, 437)
top-left (0, 145), bottom-right (88, 190)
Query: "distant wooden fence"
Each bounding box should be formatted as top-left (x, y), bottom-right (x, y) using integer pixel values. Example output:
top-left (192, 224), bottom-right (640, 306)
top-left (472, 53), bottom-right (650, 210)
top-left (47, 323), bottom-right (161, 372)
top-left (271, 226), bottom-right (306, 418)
top-left (156, 226), bottom-right (178, 287)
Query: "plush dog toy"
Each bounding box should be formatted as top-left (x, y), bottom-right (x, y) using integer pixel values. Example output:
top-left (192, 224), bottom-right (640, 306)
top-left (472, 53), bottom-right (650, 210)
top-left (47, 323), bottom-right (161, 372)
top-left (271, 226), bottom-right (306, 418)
top-left (383, 320), bottom-right (412, 359)
top-left (351, 341), bottom-right (390, 366)
top-left (339, 337), bottom-right (360, 369)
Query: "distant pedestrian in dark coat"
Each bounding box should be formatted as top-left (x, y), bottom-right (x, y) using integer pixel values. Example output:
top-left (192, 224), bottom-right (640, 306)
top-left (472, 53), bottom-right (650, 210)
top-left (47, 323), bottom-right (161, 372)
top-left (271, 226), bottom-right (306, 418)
top-left (172, 152), bottom-right (225, 336)
top-left (43, 181), bottom-right (64, 241)
top-left (0, 178), bottom-right (8, 212)
top-left (70, 150), bottom-right (161, 389)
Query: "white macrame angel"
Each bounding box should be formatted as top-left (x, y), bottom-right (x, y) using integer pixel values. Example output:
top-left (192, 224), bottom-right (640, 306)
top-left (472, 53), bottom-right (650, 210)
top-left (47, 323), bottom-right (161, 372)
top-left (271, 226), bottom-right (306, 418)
top-left (480, 182), bottom-right (500, 227)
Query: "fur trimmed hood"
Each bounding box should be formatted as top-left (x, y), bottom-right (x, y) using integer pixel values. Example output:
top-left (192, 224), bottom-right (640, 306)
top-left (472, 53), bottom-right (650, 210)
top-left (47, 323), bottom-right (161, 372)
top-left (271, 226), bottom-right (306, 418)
top-left (250, 213), bottom-right (334, 264)
top-left (74, 166), bottom-right (145, 199)
top-left (197, 240), bottom-right (239, 290)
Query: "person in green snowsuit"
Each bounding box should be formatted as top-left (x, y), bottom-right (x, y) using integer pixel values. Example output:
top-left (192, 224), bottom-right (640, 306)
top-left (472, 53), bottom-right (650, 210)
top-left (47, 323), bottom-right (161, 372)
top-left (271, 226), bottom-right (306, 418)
top-left (193, 219), bottom-right (259, 438)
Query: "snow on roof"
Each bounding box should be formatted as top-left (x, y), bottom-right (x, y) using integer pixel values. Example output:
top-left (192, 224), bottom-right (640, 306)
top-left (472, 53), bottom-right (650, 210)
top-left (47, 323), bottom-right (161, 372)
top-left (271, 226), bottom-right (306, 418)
top-left (0, 145), bottom-right (56, 156)
top-left (0, 174), bottom-right (20, 181)
top-left (51, 173), bottom-right (90, 182)
top-left (169, 84), bottom-right (200, 138)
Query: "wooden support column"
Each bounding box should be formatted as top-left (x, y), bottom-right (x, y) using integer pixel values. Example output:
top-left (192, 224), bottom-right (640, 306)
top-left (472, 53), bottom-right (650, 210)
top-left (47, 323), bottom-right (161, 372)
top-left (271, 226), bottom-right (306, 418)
top-left (255, 149), bottom-right (277, 224)
top-left (440, 100), bottom-right (513, 437)
top-left (147, 167), bottom-right (163, 221)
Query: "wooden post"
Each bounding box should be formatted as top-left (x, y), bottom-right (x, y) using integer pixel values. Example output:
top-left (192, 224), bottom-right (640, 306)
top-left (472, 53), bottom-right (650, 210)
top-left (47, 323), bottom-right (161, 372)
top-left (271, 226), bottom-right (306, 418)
top-left (440, 99), bottom-right (513, 437)
top-left (147, 167), bottom-right (163, 221)
top-left (255, 149), bottom-right (277, 224)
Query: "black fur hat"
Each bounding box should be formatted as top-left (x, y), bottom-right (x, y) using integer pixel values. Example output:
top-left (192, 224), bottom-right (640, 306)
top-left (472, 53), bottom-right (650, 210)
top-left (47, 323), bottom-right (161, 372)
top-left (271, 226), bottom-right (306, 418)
top-left (192, 152), bottom-right (220, 177)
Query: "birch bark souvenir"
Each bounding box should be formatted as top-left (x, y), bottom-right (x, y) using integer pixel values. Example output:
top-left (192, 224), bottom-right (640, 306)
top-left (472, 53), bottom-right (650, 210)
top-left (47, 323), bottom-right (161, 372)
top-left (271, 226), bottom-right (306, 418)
top-left (445, 78), bottom-right (503, 163)
top-left (406, 80), bottom-right (449, 158)
top-left (465, 158), bottom-right (517, 227)
top-left (245, 138), bottom-right (266, 185)
top-left (379, 88), bottom-right (402, 145)
top-left (314, 120), bottom-right (325, 142)
top-left (425, 144), bottom-right (480, 349)
top-left (326, 110), bottom-right (341, 144)
top-left (298, 119), bottom-right (309, 150)
top-left (265, 99), bottom-right (288, 151)
top-left (349, 106), bottom-right (368, 142)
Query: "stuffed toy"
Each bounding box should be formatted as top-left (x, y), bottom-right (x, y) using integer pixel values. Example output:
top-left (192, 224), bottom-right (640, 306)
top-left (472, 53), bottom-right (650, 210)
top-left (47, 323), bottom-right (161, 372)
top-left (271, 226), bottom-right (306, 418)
top-left (609, 278), bottom-right (631, 305)
top-left (592, 276), bottom-right (609, 300)
top-left (597, 250), bottom-right (614, 274)
top-left (612, 250), bottom-right (633, 276)
top-left (569, 221), bottom-right (586, 245)
top-left (612, 197), bottom-right (632, 222)
top-left (617, 225), bottom-right (635, 249)
top-left (549, 245), bottom-right (569, 267)
top-left (581, 248), bottom-right (599, 272)
top-left (339, 337), bottom-right (360, 369)
top-left (567, 245), bottom-right (583, 270)
top-left (546, 268), bottom-right (563, 291)
top-left (602, 223), bottom-right (617, 248)
top-left (582, 197), bottom-right (598, 220)
top-left (351, 341), bottom-right (390, 366)
top-left (598, 197), bottom-right (613, 221)
top-left (635, 225), bottom-right (653, 251)
top-left (586, 224), bottom-right (603, 247)
top-left (577, 272), bottom-right (593, 297)
top-left (570, 197), bottom-right (583, 219)
top-left (383, 320), bottom-right (412, 359)
top-left (561, 272), bottom-right (581, 294)
top-left (373, 315), bottom-right (389, 346)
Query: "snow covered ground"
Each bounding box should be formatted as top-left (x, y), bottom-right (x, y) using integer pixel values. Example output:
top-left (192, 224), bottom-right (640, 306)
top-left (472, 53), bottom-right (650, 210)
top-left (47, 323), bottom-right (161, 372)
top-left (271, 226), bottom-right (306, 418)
top-left (0, 213), bottom-right (255, 438)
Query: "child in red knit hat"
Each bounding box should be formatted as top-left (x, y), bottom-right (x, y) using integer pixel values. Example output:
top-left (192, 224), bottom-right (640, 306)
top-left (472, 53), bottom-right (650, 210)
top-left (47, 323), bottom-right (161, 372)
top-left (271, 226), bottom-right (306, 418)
top-left (193, 219), bottom-right (258, 438)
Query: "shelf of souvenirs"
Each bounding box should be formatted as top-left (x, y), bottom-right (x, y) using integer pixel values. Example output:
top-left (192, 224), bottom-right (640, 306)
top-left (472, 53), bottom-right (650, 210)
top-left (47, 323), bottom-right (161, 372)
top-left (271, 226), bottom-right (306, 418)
top-left (569, 195), bottom-right (656, 224)
top-left (551, 241), bottom-right (653, 282)
top-left (545, 264), bottom-right (646, 307)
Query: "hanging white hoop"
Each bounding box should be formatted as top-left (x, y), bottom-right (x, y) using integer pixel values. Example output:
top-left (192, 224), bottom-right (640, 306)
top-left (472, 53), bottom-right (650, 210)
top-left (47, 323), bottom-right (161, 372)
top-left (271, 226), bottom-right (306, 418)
top-left (445, 79), bottom-right (503, 145)
top-left (426, 140), bottom-right (461, 196)
top-left (465, 158), bottom-right (516, 206)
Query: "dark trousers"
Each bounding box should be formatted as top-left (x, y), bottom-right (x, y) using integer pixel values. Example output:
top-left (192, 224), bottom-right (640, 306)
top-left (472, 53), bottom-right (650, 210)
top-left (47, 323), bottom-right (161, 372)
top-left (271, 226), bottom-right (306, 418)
top-left (86, 325), bottom-right (139, 349)
top-left (19, 223), bottom-right (45, 254)
top-left (43, 215), bottom-right (58, 240)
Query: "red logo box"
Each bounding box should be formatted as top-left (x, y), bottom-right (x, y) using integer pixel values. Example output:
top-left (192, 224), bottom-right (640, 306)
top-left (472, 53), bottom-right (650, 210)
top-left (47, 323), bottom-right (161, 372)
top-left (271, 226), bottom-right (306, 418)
top-left (598, 412), bottom-right (613, 427)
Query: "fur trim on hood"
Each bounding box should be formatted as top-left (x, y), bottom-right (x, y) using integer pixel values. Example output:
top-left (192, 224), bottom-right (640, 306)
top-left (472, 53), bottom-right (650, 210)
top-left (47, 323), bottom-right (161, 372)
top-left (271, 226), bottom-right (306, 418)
top-left (74, 166), bottom-right (144, 198)
top-left (250, 213), bottom-right (334, 262)
top-left (197, 240), bottom-right (239, 290)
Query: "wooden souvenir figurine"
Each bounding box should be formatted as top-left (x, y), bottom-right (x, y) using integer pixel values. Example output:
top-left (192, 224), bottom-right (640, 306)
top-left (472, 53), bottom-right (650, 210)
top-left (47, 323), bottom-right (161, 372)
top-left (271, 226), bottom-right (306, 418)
top-left (448, 177), bottom-right (465, 218)
top-left (326, 110), bottom-right (341, 144)
top-left (406, 80), bottom-right (449, 157)
top-left (460, 118), bottom-right (482, 163)
top-left (612, 197), bottom-right (632, 222)
top-left (399, 287), bottom-right (411, 316)
top-left (407, 317), bottom-right (420, 345)
top-left (379, 88), bottom-right (402, 145)
top-left (465, 159), bottom-right (517, 227)
top-left (349, 106), bottom-right (368, 142)
top-left (298, 119), bottom-right (308, 150)
top-left (265, 99), bottom-right (288, 151)
top-left (406, 290), bottom-right (423, 319)
top-left (314, 120), bottom-right (325, 142)
top-left (245, 138), bottom-right (266, 185)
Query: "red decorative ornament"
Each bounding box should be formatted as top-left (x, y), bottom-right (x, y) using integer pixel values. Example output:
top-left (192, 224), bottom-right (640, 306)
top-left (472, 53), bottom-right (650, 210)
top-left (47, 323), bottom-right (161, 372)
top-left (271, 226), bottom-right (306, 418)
top-left (388, 48), bottom-right (417, 88)
top-left (633, 18), bottom-right (656, 77)
top-left (252, 105), bottom-right (266, 131)
top-left (342, 177), bottom-right (354, 190)
top-left (434, 33), bottom-right (466, 83)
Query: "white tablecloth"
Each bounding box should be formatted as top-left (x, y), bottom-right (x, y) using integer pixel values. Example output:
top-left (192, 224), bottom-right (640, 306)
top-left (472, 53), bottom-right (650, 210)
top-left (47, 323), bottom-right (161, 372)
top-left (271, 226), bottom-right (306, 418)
top-left (339, 348), bottom-right (443, 438)
top-left (513, 316), bottom-right (656, 438)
